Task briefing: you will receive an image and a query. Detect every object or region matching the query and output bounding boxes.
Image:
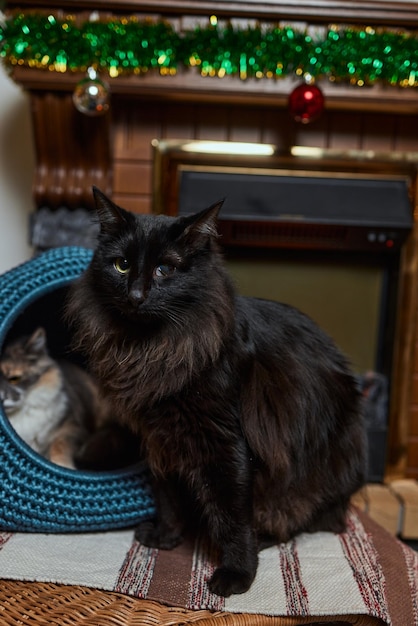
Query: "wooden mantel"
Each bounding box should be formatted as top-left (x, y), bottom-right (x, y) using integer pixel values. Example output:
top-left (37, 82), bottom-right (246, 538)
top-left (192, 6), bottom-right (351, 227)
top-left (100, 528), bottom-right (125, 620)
top-left (7, 0), bottom-right (418, 114)
top-left (5, 0), bottom-right (418, 480)
top-left (6, 0), bottom-right (418, 25)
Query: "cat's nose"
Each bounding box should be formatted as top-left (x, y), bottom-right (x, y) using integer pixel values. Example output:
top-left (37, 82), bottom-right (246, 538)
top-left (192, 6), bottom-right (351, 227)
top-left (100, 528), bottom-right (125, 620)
top-left (128, 286), bottom-right (145, 306)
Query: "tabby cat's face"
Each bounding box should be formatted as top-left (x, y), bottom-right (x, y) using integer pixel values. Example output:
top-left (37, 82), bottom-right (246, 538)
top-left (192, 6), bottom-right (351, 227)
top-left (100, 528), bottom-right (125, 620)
top-left (88, 189), bottom-right (223, 326)
top-left (0, 328), bottom-right (52, 415)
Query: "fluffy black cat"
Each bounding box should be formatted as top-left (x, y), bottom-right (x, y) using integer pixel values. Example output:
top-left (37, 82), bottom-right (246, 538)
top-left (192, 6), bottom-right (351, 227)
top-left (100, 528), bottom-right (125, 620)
top-left (66, 187), bottom-right (366, 598)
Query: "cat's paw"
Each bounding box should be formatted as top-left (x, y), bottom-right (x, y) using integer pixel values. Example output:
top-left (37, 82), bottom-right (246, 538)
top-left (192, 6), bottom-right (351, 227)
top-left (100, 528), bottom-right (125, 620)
top-left (134, 520), bottom-right (182, 550)
top-left (208, 566), bottom-right (254, 597)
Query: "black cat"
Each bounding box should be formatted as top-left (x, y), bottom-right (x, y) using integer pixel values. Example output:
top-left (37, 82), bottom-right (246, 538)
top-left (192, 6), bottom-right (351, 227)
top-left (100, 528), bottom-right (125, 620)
top-left (66, 187), bottom-right (366, 597)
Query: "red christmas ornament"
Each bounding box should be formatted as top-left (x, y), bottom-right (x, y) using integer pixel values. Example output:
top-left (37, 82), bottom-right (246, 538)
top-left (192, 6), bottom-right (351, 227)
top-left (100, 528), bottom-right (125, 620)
top-left (288, 82), bottom-right (325, 124)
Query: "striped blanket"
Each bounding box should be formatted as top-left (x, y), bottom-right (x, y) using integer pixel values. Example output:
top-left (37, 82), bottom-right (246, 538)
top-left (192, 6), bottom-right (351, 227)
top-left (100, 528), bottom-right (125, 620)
top-left (0, 508), bottom-right (416, 625)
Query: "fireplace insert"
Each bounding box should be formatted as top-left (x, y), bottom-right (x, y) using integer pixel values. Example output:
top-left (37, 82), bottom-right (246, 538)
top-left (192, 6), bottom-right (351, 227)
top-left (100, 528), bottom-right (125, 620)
top-left (153, 139), bottom-right (415, 482)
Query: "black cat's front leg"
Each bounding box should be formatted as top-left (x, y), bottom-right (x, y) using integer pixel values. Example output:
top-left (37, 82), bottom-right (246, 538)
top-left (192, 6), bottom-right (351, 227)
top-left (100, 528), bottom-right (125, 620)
top-left (201, 454), bottom-right (258, 597)
top-left (208, 524), bottom-right (258, 598)
top-left (135, 475), bottom-right (185, 550)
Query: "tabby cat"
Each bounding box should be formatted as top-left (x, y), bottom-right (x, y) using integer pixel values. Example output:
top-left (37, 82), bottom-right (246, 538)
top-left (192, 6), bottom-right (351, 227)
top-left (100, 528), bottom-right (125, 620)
top-left (0, 327), bottom-right (108, 468)
top-left (66, 187), bottom-right (366, 597)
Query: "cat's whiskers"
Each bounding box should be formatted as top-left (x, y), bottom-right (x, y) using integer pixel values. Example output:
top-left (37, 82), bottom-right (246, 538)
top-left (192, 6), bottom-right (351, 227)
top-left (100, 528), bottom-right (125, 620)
top-left (114, 341), bottom-right (136, 366)
top-left (114, 353), bottom-right (132, 366)
top-left (163, 309), bottom-right (187, 331)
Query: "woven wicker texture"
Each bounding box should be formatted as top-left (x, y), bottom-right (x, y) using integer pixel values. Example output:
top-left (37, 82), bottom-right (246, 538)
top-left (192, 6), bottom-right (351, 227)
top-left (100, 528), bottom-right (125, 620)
top-left (0, 246), bottom-right (155, 533)
top-left (0, 580), bottom-right (379, 626)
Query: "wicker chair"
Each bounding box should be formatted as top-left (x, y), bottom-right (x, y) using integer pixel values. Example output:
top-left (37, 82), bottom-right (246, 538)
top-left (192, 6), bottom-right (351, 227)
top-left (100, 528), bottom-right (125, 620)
top-left (0, 580), bottom-right (380, 626)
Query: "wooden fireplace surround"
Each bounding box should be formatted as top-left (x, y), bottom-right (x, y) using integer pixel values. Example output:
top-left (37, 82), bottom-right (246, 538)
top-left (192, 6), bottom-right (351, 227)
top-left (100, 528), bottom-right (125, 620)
top-left (6, 0), bottom-right (418, 479)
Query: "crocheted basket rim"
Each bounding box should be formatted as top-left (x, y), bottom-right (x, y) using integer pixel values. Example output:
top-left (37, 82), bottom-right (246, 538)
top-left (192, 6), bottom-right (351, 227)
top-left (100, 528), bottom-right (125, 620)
top-left (0, 246), bottom-right (155, 533)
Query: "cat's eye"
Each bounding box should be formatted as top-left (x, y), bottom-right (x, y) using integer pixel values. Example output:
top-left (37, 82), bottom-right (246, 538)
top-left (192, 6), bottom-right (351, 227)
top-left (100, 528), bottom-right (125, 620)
top-left (114, 257), bottom-right (130, 274)
top-left (154, 264), bottom-right (176, 279)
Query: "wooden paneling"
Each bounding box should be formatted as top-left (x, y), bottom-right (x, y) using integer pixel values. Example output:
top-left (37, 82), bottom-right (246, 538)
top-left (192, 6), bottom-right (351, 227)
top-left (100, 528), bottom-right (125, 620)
top-left (195, 106), bottom-right (229, 141)
top-left (228, 107), bottom-right (264, 144)
top-left (361, 118), bottom-right (394, 152)
top-left (394, 117), bottom-right (418, 153)
top-left (327, 113), bottom-right (362, 151)
top-left (293, 116), bottom-right (329, 150)
top-left (259, 109), bottom-right (294, 149)
top-left (409, 407), bottom-right (418, 438)
top-left (113, 102), bottom-right (163, 161)
top-left (111, 195), bottom-right (151, 213)
top-left (113, 162), bottom-right (152, 195)
top-left (411, 375), bottom-right (418, 405)
top-left (406, 442), bottom-right (418, 479)
top-left (163, 104), bottom-right (197, 141)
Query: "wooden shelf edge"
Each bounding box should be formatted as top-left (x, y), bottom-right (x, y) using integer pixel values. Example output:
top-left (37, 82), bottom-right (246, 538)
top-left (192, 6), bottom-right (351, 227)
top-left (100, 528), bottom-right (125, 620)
top-left (8, 66), bottom-right (418, 115)
top-left (5, 0), bottom-right (418, 26)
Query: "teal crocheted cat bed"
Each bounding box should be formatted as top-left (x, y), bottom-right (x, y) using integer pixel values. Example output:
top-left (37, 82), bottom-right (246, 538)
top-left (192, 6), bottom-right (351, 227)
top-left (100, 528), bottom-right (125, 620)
top-left (0, 247), bottom-right (155, 533)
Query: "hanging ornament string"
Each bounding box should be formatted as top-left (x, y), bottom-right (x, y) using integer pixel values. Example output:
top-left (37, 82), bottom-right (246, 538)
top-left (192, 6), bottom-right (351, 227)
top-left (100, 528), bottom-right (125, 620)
top-left (0, 11), bottom-right (418, 88)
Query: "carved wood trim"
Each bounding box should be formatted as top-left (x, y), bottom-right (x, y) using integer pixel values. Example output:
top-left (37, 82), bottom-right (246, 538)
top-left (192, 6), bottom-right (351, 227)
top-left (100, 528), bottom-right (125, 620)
top-left (31, 92), bottom-right (112, 209)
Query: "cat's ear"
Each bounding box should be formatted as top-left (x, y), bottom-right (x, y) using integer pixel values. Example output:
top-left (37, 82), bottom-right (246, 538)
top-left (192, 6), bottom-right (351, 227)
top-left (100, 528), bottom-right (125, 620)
top-left (92, 187), bottom-right (128, 234)
top-left (178, 200), bottom-right (223, 248)
top-left (26, 327), bottom-right (48, 356)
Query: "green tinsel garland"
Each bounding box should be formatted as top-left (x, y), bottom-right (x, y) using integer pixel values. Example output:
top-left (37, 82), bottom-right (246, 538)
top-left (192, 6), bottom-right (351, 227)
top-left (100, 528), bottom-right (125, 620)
top-left (0, 11), bottom-right (417, 87)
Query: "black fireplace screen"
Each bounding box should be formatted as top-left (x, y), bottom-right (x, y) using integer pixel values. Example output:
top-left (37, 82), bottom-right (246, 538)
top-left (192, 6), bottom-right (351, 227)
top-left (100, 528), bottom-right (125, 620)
top-left (178, 168), bottom-right (413, 252)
